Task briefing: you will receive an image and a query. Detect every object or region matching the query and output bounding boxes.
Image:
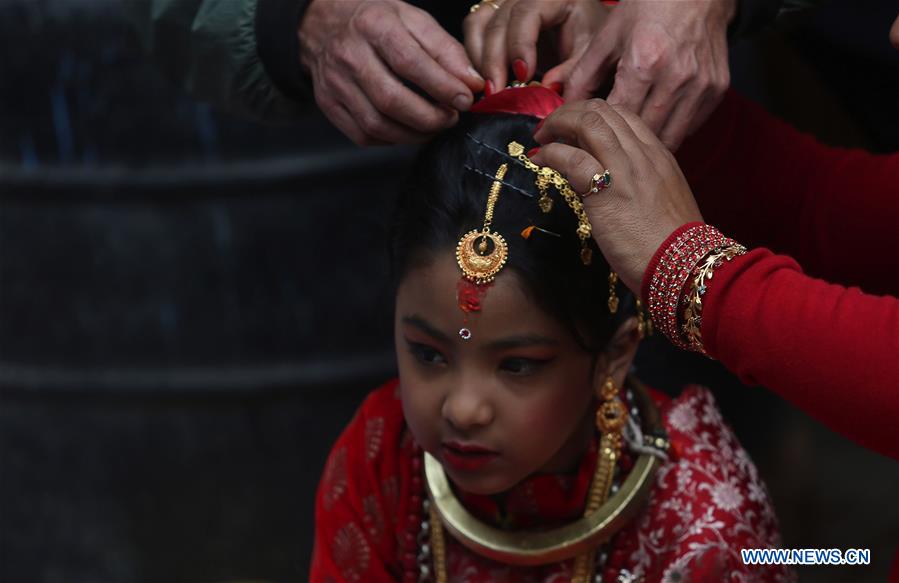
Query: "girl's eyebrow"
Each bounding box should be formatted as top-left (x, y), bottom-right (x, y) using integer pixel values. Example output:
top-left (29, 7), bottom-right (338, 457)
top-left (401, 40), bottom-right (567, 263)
top-left (402, 315), bottom-right (451, 343)
top-left (487, 335), bottom-right (559, 351)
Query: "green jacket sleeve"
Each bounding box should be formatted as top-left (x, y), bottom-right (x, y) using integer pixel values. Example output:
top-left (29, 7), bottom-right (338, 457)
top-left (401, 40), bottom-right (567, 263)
top-left (125, 0), bottom-right (313, 123)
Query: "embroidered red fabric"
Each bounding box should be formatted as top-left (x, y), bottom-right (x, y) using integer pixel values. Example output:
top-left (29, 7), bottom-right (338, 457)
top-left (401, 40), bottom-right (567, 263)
top-left (310, 380), bottom-right (794, 582)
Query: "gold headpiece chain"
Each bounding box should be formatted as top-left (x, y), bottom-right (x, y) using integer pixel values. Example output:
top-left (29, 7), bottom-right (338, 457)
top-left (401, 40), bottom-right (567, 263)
top-left (507, 141), bottom-right (594, 266)
top-left (508, 141), bottom-right (625, 313)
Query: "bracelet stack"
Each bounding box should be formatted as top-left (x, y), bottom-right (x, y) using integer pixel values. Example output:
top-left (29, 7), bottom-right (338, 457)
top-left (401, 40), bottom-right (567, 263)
top-left (644, 224), bottom-right (746, 354)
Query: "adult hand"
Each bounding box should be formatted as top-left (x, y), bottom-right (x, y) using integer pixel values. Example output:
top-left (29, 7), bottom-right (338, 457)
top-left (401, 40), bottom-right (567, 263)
top-left (531, 99), bottom-right (704, 292)
top-left (464, 0), bottom-right (608, 94)
top-left (563, 0), bottom-right (735, 151)
top-left (298, 0), bottom-right (484, 145)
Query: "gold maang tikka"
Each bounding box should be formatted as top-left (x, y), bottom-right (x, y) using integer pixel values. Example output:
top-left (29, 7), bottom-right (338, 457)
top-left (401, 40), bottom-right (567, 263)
top-left (455, 163), bottom-right (510, 340)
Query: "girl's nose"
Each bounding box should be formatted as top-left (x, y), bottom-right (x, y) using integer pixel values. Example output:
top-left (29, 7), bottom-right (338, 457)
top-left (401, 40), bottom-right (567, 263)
top-left (442, 380), bottom-right (494, 431)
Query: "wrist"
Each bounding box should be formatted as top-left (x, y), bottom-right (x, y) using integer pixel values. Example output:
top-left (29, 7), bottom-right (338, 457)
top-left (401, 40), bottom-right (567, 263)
top-left (297, 0), bottom-right (349, 73)
top-left (257, 0), bottom-right (317, 101)
top-left (642, 223), bottom-right (744, 353)
top-left (296, 0), bottom-right (323, 73)
top-left (640, 221), bottom-right (703, 305)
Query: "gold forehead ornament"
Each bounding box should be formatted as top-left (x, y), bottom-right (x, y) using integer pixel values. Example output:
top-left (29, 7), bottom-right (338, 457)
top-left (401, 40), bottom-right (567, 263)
top-left (456, 163), bottom-right (510, 285)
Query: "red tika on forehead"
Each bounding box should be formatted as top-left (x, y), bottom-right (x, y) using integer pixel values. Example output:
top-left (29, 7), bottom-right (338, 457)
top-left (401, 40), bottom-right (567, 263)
top-left (457, 279), bottom-right (492, 314)
top-left (470, 85), bottom-right (564, 120)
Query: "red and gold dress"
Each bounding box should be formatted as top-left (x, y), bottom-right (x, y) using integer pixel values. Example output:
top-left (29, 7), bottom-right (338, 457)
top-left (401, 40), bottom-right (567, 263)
top-left (310, 380), bottom-right (793, 582)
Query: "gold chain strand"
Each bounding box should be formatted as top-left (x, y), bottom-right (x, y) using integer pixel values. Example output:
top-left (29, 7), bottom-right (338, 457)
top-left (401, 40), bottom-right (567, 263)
top-left (635, 298), bottom-right (653, 338)
top-left (570, 432), bottom-right (621, 582)
top-left (479, 163), bottom-right (509, 253)
top-left (483, 163), bottom-right (508, 231)
top-left (570, 551), bottom-right (594, 583)
top-left (508, 141), bottom-right (594, 265)
top-left (607, 272), bottom-right (620, 314)
top-left (429, 503), bottom-right (449, 583)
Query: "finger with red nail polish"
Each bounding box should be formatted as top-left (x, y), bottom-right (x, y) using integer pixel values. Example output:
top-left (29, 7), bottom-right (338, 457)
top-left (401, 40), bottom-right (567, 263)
top-left (513, 59), bottom-right (528, 83)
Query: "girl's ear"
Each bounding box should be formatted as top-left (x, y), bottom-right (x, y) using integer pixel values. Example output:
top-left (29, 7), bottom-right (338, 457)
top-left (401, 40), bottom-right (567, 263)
top-left (592, 317), bottom-right (641, 396)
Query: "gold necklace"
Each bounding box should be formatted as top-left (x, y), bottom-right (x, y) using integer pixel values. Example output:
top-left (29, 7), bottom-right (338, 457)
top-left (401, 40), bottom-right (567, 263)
top-left (425, 380), bottom-right (667, 581)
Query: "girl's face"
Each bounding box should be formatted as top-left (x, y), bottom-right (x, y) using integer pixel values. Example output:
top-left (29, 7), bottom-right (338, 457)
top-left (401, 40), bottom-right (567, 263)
top-left (395, 254), bottom-right (634, 496)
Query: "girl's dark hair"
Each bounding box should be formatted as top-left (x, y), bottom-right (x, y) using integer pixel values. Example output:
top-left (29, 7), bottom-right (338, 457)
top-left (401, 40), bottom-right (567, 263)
top-left (390, 113), bottom-right (631, 352)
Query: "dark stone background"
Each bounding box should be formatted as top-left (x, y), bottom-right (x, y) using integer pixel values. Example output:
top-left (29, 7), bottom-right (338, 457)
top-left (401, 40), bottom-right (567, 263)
top-left (0, 1), bottom-right (896, 582)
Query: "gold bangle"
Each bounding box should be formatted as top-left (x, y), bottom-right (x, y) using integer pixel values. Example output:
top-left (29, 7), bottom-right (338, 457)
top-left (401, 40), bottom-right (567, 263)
top-left (682, 243), bottom-right (747, 355)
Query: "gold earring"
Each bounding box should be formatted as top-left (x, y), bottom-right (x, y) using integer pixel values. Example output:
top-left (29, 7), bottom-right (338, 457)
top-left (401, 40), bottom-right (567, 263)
top-left (595, 378), bottom-right (627, 459)
top-left (573, 377), bottom-right (629, 582)
top-left (607, 272), bottom-right (619, 314)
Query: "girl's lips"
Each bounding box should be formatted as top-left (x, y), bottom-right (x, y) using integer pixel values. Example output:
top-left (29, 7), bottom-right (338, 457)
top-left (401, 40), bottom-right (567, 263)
top-left (444, 441), bottom-right (497, 455)
top-left (441, 442), bottom-right (499, 471)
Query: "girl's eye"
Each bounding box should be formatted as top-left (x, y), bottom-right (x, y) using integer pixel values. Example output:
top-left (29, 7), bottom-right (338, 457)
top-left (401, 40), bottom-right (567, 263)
top-left (500, 357), bottom-right (551, 375)
top-left (408, 342), bottom-right (447, 366)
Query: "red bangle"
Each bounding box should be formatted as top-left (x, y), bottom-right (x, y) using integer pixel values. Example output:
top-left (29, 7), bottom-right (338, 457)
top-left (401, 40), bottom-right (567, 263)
top-left (644, 224), bottom-right (737, 349)
top-left (641, 222), bottom-right (703, 304)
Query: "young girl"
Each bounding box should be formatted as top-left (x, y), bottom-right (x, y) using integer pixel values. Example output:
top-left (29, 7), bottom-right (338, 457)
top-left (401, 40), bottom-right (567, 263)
top-left (310, 86), bottom-right (792, 583)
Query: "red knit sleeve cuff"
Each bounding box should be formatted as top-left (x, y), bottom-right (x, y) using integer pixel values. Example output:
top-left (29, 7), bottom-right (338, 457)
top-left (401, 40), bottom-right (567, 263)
top-left (640, 221), bottom-right (705, 304)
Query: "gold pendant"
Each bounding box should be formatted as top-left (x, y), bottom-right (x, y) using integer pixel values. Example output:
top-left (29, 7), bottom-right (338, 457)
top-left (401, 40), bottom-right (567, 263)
top-left (456, 229), bottom-right (509, 285)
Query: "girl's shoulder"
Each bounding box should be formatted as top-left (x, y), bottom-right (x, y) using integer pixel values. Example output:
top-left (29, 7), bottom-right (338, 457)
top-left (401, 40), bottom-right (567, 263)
top-left (312, 379), bottom-right (414, 579)
top-left (341, 378), bottom-right (407, 458)
top-left (316, 378), bottom-right (411, 516)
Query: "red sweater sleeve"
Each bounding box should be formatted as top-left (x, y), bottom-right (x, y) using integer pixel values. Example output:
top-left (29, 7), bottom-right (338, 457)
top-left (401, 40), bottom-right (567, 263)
top-left (677, 89), bottom-right (899, 297)
top-left (668, 91), bottom-right (899, 459)
top-left (700, 248), bottom-right (899, 460)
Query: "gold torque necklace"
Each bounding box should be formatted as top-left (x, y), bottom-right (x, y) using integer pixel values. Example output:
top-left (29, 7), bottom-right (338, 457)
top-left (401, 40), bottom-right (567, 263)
top-left (424, 379), bottom-right (667, 582)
